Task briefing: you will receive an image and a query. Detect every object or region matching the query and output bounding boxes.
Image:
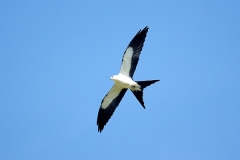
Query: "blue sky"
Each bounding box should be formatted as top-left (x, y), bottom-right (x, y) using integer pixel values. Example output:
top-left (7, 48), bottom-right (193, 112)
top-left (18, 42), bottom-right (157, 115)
top-left (1, 1), bottom-right (240, 160)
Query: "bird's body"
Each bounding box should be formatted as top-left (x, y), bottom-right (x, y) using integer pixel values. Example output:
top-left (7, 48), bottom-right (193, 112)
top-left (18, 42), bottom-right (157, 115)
top-left (111, 74), bottom-right (141, 91)
top-left (97, 26), bottom-right (159, 132)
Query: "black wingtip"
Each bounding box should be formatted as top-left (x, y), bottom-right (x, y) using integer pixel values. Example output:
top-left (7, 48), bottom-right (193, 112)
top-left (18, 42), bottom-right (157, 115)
top-left (129, 26), bottom-right (149, 47)
top-left (97, 108), bottom-right (106, 133)
top-left (138, 26), bottom-right (148, 33)
top-left (143, 26), bottom-right (149, 32)
top-left (97, 107), bottom-right (114, 133)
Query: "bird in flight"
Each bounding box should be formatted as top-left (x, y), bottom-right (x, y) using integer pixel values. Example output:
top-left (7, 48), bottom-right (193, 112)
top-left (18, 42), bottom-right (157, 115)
top-left (97, 26), bottom-right (159, 132)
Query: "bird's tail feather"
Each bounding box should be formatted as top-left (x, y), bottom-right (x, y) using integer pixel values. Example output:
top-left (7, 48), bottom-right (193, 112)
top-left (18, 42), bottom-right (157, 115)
top-left (131, 80), bottom-right (159, 108)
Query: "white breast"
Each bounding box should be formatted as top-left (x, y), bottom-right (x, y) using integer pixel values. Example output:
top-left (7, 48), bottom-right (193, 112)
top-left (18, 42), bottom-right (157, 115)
top-left (112, 74), bottom-right (136, 89)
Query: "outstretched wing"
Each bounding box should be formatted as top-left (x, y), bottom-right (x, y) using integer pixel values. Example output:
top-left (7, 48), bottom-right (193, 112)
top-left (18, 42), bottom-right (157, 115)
top-left (119, 26), bottom-right (148, 78)
top-left (97, 85), bottom-right (127, 132)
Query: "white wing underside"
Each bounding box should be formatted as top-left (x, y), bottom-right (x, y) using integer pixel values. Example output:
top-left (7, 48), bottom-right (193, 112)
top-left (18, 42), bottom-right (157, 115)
top-left (119, 47), bottom-right (134, 77)
top-left (101, 85), bottom-right (123, 109)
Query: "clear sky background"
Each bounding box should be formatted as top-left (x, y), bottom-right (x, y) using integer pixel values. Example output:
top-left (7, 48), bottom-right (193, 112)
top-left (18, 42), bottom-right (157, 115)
top-left (1, 1), bottom-right (240, 160)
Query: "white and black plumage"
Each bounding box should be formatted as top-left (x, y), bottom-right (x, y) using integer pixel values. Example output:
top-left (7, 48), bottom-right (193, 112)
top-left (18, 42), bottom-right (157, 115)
top-left (97, 26), bottom-right (159, 132)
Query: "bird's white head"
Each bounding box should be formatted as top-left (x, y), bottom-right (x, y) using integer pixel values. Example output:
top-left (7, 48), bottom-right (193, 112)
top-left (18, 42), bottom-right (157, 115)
top-left (110, 75), bottom-right (117, 80)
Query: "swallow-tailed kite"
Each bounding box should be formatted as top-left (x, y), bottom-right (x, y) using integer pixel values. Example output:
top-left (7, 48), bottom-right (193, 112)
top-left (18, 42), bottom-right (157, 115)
top-left (97, 26), bottom-right (159, 132)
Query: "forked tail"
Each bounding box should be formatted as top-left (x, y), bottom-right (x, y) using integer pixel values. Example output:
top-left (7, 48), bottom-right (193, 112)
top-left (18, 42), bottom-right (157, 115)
top-left (131, 80), bottom-right (159, 108)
